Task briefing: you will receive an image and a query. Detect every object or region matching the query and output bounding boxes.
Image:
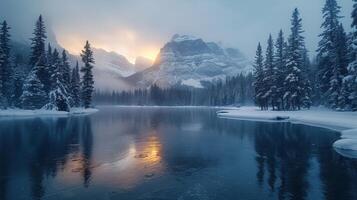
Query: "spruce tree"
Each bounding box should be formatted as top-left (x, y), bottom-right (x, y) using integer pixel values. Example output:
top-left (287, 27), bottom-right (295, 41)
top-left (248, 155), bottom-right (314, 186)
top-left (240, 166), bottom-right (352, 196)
top-left (12, 59), bottom-right (25, 108)
top-left (264, 34), bottom-right (276, 109)
top-left (0, 48), bottom-right (6, 108)
top-left (284, 8), bottom-right (308, 110)
top-left (30, 15), bottom-right (47, 67)
top-left (347, 0), bottom-right (357, 111)
top-left (0, 21), bottom-right (12, 107)
top-left (50, 49), bottom-right (61, 85)
top-left (274, 30), bottom-right (287, 110)
top-left (335, 24), bottom-right (349, 109)
top-left (253, 43), bottom-right (265, 110)
top-left (317, 0), bottom-right (342, 107)
top-left (301, 48), bottom-right (313, 109)
top-left (61, 50), bottom-right (71, 90)
top-left (21, 58), bottom-right (47, 109)
top-left (70, 62), bottom-right (81, 107)
top-left (42, 43), bottom-right (53, 93)
top-left (44, 48), bottom-right (70, 111)
top-left (80, 41), bottom-right (95, 108)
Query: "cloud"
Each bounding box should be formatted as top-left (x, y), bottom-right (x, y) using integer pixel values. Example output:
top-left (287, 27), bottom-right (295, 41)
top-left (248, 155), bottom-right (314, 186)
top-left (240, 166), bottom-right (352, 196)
top-left (0, 0), bottom-right (354, 60)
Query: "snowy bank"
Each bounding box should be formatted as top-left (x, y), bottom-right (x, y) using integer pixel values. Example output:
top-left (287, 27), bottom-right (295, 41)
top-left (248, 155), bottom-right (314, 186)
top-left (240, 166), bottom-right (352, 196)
top-left (0, 108), bottom-right (99, 118)
top-left (217, 107), bottom-right (357, 157)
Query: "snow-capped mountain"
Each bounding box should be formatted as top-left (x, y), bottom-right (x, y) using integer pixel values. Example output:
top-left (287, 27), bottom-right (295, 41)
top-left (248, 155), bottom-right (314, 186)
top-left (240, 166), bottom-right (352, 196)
top-left (11, 38), bottom-right (138, 91)
top-left (92, 48), bottom-right (136, 77)
top-left (70, 48), bottom-right (140, 92)
top-left (127, 34), bottom-right (251, 88)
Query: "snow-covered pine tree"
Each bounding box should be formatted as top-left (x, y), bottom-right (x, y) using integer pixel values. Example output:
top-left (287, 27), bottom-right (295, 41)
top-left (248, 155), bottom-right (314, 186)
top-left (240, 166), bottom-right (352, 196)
top-left (335, 24), bottom-right (349, 110)
top-left (346, 0), bottom-right (357, 111)
top-left (264, 34), bottom-right (277, 109)
top-left (42, 43), bottom-right (53, 93)
top-left (301, 48), bottom-right (313, 109)
top-left (46, 43), bottom-right (53, 71)
top-left (70, 61), bottom-right (81, 107)
top-left (317, 0), bottom-right (342, 107)
top-left (61, 50), bottom-right (71, 90)
top-left (284, 8), bottom-right (308, 110)
top-left (274, 30), bottom-right (286, 110)
top-left (49, 49), bottom-right (61, 86)
top-left (80, 41), bottom-right (95, 109)
top-left (43, 48), bottom-right (70, 111)
top-left (12, 58), bottom-right (26, 108)
top-left (0, 47), bottom-right (6, 108)
top-left (30, 15), bottom-right (47, 67)
top-left (0, 21), bottom-right (12, 107)
top-left (20, 56), bottom-right (47, 109)
top-left (253, 43), bottom-right (266, 110)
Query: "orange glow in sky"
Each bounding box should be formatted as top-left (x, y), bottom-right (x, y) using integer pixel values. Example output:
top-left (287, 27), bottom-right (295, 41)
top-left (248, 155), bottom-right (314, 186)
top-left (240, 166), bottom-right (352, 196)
top-left (56, 29), bottom-right (160, 64)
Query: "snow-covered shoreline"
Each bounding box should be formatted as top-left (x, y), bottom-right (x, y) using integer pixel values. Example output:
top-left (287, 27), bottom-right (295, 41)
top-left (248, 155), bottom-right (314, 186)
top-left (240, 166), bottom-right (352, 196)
top-left (217, 107), bottom-right (357, 157)
top-left (0, 108), bottom-right (99, 118)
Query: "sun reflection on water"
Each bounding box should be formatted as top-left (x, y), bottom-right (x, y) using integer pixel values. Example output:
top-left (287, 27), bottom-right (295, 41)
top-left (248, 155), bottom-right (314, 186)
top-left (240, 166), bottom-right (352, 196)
top-left (99, 132), bottom-right (165, 189)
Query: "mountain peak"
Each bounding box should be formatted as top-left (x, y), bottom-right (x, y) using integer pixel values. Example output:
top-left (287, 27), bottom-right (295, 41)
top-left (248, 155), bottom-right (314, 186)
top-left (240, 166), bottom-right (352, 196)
top-left (171, 34), bottom-right (200, 43)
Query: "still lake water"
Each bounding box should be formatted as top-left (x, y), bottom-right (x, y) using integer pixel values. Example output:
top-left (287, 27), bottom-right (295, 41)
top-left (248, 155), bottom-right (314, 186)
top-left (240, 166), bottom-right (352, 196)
top-left (0, 107), bottom-right (356, 200)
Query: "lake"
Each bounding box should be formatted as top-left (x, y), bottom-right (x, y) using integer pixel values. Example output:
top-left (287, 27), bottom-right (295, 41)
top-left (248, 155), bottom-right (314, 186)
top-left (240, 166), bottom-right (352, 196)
top-left (0, 107), bottom-right (356, 200)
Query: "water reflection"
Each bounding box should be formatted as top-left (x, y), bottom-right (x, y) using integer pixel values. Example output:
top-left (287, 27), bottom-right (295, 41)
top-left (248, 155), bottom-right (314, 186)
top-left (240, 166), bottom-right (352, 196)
top-left (0, 107), bottom-right (356, 200)
top-left (0, 117), bottom-right (94, 200)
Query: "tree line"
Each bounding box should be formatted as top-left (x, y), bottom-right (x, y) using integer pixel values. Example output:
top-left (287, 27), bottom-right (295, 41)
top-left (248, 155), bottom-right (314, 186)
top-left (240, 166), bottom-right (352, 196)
top-left (254, 0), bottom-right (357, 111)
top-left (0, 15), bottom-right (95, 111)
top-left (94, 73), bottom-right (254, 106)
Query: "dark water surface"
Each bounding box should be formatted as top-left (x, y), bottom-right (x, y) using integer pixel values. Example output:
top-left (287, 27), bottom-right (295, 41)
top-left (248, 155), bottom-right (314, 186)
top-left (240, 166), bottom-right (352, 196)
top-left (0, 107), bottom-right (356, 200)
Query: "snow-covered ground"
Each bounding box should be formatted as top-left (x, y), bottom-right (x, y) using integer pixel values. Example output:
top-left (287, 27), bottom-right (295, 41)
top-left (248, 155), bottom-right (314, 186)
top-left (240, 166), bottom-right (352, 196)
top-left (0, 108), bottom-right (99, 117)
top-left (217, 107), bottom-right (357, 158)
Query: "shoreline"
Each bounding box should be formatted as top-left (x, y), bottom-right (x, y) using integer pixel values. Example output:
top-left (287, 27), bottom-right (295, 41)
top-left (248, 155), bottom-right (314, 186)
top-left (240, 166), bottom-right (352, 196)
top-left (217, 107), bottom-right (357, 158)
top-left (0, 108), bottom-right (99, 118)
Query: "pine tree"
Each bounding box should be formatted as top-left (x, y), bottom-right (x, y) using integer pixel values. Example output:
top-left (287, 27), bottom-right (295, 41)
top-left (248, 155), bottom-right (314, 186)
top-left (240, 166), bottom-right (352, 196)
top-left (30, 15), bottom-right (47, 67)
top-left (50, 49), bottom-right (61, 86)
top-left (80, 41), bottom-right (95, 108)
top-left (317, 0), bottom-right (342, 107)
top-left (61, 50), bottom-right (71, 90)
top-left (0, 48), bottom-right (6, 108)
top-left (301, 48), bottom-right (313, 109)
top-left (263, 34), bottom-right (276, 109)
top-left (335, 24), bottom-right (349, 110)
top-left (43, 48), bottom-right (70, 111)
top-left (253, 43), bottom-right (266, 110)
top-left (284, 8), bottom-right (308, 110)
top-left (347, 0), bottom-right (357, 111)
top-left (21, 60), bottom-right (47, 109)
top-left (70, 61), bottom-right (81, 107)
top-left (274, 30), bottom-right (287, 110)
top-left (12, 59), bottom-right (26, 108)
top-left (0, 21), bottom-right (12, 107)
top-left (42, 43), bottom-right (53, 93)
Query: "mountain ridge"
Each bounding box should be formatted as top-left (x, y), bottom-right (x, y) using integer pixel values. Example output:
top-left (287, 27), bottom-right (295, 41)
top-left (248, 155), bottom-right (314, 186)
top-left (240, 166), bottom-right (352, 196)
top-left (127, 34), bottom-right (252, 88)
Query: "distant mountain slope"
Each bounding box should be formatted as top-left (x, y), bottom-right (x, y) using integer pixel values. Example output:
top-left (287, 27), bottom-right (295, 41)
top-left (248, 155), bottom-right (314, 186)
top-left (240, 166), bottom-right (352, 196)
top-left (11, 38), bottom-right (138, 92)
top-left (127, 34), bottom-right (252, 88)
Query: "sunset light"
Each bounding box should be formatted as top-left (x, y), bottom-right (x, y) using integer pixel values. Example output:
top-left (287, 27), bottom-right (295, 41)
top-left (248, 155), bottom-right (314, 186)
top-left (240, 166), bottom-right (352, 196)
top-left (1, 0), bottom-right (357, 200)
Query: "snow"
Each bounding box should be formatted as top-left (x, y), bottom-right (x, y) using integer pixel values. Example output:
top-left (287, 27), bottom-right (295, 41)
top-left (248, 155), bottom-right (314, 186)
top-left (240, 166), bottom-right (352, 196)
top-left (217, 107), bottom-right (357, 155)
top-left (136, 34), bottom-right (252, 88)
top-left (181, 79), bottom-right (204, 88)
top-left (171, 34), bottom-right (199, 42)
top-left (0, 108), bottom-right (99, 118)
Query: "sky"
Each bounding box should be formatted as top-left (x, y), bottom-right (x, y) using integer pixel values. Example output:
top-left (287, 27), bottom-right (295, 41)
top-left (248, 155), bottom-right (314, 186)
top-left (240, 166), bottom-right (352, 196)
top-left (0, 0), bottom-right (354, 63)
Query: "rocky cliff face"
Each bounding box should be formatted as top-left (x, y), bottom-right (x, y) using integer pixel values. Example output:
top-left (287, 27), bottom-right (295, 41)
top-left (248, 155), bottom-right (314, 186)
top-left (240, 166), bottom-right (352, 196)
top-left (127, 34), bottom-right (251, 88)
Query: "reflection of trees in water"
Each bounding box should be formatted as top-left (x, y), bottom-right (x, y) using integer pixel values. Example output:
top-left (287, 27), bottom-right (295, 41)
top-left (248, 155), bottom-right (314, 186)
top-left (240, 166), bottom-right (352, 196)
top-left (80, 117), bottom-right (93, 188)
top-left (0, 116), bottom-right (94, 200)
top-left (317, 139), bottom-right (357, 200)
top-left (253, 122), bottom-right (357, 200)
